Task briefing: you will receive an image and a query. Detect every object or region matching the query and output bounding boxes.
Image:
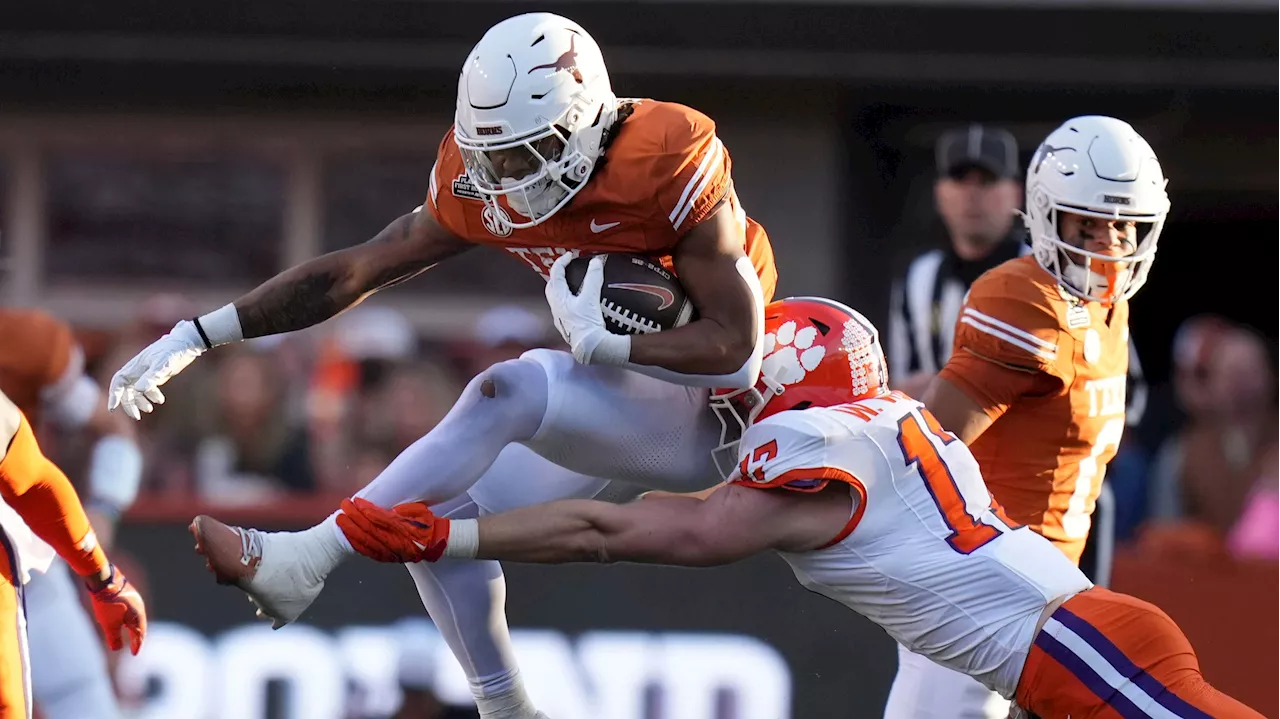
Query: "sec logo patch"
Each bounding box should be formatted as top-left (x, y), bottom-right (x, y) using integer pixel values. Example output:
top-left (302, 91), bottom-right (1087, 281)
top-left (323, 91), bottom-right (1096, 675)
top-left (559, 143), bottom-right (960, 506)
top-left (482, 204), bottom-right (513, 237)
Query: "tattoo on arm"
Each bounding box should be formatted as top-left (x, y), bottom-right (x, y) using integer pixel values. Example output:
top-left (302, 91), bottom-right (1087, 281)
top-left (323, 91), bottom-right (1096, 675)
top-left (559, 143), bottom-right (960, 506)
top-left (236, 271), bottom-right (342, 338)
top-left (232, 212), bottom-right (448, 338)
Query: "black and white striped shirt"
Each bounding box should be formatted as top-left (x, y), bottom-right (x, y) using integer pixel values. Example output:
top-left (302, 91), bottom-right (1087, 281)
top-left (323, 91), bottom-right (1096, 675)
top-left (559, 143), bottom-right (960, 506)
top-left (888, 238), bottom-right (1026, 377)
top-left (887, 238), bottom-right (1147, 425)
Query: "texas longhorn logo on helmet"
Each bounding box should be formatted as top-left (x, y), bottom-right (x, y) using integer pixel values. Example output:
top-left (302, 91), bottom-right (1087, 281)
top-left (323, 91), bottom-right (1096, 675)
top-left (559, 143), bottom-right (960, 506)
top-left (527, 34), bottom-right (583, 83)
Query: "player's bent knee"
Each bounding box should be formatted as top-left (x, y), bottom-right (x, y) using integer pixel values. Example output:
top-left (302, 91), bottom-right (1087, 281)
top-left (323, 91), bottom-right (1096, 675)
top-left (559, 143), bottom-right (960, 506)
top-left (461, 357), bottom-right (550, 432)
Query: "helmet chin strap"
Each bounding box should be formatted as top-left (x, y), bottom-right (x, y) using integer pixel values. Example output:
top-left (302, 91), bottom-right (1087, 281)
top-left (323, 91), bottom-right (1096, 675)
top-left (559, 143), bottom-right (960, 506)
top-left (1061, 255), bottom-right (1129, 306)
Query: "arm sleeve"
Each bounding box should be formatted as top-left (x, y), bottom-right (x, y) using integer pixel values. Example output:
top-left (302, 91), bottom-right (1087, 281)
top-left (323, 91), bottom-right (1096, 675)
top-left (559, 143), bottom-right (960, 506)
top-left (0, 399), bottom-right (108, 578)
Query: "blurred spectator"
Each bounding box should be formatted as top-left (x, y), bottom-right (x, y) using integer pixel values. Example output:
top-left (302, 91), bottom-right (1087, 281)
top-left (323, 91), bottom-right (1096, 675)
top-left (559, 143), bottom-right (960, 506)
top-left (1147, 316), bottom-right (1251, 520)
top-left (89, 292), bottom-right (210, 495)
top-left (1142, 317), bottom-right (1278, 560)
top-left (452, 304), bottom-right (554, 380)
top-left (1128, 314), bottom-right (1233, 458)
top-left (886, 124), bottom-right (1025, 398)
top-left (306, 306), bottom-right (466, 494)
top-left (336, 361), bottom-right (463, 494)
top-left (193, 346), bottom-right (314, 502)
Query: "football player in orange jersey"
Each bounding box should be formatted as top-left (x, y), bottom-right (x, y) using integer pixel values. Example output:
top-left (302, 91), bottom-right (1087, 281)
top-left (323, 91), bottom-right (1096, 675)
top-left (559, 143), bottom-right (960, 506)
top-left (109, 12), bottom-right (776, 719)
top-left (883, 116), bottom-right (1171, 719)
top-left (0, 308), bottom-right (145, 719)
top-left (0, 387), bottom-right (146, 719)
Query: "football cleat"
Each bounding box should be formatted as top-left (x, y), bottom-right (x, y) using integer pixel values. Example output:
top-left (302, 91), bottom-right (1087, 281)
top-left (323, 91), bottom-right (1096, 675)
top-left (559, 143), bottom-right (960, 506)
top-left (190, 516), bottom-right (325, 629)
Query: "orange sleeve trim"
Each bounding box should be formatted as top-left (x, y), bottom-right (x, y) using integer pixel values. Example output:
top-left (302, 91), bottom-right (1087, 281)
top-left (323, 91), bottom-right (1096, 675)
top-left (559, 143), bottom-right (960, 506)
top-left (732, 466), bottom-right (868, 548)
top-left (0, 416), bottom-right (108, 578)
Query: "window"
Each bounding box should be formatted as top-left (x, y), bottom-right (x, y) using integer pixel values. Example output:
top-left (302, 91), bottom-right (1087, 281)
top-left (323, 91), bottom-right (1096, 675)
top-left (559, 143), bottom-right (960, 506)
top-left (46, 153), bottom-right (284, 283)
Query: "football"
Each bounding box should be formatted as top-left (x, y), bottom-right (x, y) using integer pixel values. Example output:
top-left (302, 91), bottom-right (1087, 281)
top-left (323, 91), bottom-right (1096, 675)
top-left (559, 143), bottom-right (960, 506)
top-left (564, 253), bottom-right (697, 335)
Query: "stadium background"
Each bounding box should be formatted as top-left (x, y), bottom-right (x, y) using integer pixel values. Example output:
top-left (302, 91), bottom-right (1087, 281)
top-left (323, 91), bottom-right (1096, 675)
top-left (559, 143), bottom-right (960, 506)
top-left (0, 1), bottom-right (1276, 717)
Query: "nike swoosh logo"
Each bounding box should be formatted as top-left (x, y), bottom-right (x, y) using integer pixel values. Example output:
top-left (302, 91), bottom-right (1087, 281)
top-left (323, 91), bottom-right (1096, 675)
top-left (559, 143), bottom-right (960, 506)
top-left (608, 283), bottom-right (675, 311)
top-left (590, 219), bottom-right (621, 233)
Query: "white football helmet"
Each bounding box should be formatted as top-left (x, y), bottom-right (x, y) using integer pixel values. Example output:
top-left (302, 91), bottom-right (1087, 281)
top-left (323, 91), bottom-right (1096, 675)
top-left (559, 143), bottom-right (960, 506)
top-left (454, 13), bottom-right (618, 229)
top-left (1024, 115), bottom-right (1170, 305)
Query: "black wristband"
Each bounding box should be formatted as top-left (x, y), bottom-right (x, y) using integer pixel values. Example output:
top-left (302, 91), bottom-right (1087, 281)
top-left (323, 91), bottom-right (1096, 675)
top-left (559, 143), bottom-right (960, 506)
top-left (83, 563), bottom-right (117, 594)
top-left (191, 316), bottom-right (214, 349)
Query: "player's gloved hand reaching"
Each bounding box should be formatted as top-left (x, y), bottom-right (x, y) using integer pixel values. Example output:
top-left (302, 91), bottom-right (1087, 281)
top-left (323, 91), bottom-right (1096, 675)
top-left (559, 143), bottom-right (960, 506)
top-left (107, 320), bottom-right (207, 420)
top-left (85, 564), bottom-right (147, 655)
top-left (546, 252), bottom-right (630, 366)
top-left (336, 497), bottom-right (452, 563)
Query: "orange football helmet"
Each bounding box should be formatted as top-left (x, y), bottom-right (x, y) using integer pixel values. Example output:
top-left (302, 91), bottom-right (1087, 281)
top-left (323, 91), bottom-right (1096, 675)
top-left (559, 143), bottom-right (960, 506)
top-left (710, 296), bottom-right (889, 477)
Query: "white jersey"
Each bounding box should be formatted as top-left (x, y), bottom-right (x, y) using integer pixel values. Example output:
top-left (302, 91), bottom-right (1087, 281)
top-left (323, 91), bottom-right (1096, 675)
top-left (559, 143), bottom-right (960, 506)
top-left (731, 393), bottom-right (1092, 698)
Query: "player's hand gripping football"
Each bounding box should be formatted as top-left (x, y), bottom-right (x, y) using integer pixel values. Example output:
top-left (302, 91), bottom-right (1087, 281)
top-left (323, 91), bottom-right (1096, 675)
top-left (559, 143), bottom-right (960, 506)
top-left (546, 252), bottom-right (619, 365)
top-left (108, 320), bottom-right (207, 420)
top-left (336, 497), bottom-right (452, 564)
top-left (85, 564), bottom-right (147, 655)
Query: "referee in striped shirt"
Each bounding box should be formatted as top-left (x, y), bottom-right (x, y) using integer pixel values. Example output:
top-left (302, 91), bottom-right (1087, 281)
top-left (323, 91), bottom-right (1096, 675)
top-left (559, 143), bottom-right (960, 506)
top-left (888, 124), bottom-right (1026, 398)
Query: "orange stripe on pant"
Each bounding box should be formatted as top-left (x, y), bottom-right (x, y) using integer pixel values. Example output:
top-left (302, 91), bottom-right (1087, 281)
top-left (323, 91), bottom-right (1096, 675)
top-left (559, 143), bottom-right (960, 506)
top-left (0, 532), bottom-right (30, 719)
top-left (1015, 587), bottom-right (1263, 719)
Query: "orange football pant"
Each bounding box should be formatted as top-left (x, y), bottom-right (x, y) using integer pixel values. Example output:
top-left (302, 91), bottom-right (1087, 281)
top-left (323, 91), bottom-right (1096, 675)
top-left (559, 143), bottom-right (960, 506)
top-left (0, 534), bottom-right (29, 719)
top-left (1016, 587), bottom-right (1262, 718)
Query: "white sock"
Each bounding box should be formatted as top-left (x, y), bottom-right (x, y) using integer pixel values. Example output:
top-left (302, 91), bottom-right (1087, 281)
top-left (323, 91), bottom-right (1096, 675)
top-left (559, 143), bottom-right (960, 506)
top-left (404, 496), bottom-right (535, 717)
top-left (323, 511), bottom-right (354, 553)
top-left (473, 681), bottom-right (538, 719)
top-left (294, 514), bottom-right (352, 583)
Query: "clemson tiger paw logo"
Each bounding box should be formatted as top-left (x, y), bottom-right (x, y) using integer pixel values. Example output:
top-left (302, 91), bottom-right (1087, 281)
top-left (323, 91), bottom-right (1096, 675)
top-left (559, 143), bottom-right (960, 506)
top-left (763, 320), bottom-right (826, 386)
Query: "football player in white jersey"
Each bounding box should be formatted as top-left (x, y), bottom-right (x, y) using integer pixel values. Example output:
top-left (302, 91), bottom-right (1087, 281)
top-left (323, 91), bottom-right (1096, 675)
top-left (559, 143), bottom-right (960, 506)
top-left (331, 297), bottom-right (1261, 719)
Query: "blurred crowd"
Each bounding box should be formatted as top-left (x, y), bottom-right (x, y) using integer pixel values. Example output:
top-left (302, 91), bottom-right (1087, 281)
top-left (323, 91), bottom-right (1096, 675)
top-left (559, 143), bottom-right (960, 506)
top-left (60, 296), bottom-right (560, 506)
top-left (1130, 314), bottom-right (1278, 561)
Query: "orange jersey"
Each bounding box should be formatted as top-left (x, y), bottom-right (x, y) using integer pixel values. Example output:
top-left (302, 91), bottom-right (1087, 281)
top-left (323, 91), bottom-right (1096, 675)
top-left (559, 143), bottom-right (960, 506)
top-left (0, 309), bottom-right (76, 426)
top-left (426, 99), bottom-right (778, 302)
top-left (939, 256), bottom-right (1129, 563)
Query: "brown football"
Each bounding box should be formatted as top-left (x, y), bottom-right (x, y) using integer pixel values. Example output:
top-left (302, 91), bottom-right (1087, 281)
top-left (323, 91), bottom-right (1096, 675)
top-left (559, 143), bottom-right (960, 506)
top-left (564, 253), bottom-right (697, 335)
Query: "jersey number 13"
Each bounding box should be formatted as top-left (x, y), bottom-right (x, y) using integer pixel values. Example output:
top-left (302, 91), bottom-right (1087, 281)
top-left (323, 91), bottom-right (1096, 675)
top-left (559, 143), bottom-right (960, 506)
top-left (898, 409), bottom-right (1021, 554)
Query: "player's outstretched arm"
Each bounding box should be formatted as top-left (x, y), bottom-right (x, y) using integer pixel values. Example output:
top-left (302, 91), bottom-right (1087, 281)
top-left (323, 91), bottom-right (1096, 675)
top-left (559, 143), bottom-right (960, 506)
top-left (231, 209), bottom-right (472, 338)
top-left (108, 208), bottom-right (474, 419)
top-left (336, 483), bottom-right (849, 568)
top-left (0, 391), bottom-right (146, 654)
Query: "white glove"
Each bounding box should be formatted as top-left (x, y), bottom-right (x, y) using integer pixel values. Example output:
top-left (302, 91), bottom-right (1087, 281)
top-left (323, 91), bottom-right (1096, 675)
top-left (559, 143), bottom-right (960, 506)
top-left (107, 320), bottom-right (206, 420)
top-left (545, 252), bottom-right (630, 366)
